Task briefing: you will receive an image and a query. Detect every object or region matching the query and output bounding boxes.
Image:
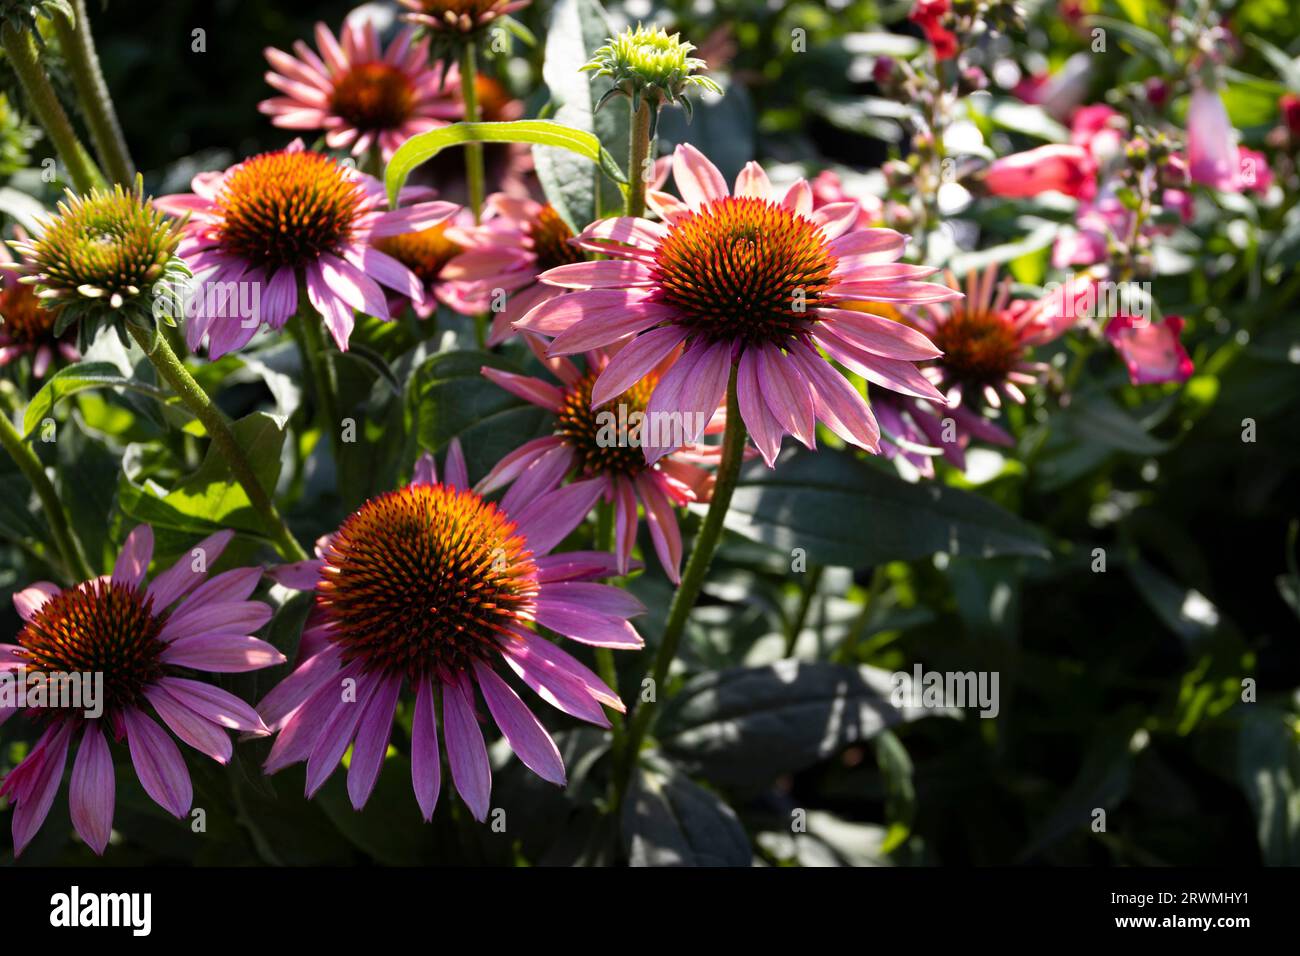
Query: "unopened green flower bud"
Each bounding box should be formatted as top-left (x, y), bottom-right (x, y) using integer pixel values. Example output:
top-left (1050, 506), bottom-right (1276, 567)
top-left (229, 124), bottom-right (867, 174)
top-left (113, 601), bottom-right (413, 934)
top-left (583, 24), bottom-right (721, 120)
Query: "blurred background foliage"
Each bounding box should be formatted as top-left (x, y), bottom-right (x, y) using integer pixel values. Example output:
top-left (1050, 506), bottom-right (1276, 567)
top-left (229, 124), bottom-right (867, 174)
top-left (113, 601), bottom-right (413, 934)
top-left (0, 0), bottom-right (1298, 866)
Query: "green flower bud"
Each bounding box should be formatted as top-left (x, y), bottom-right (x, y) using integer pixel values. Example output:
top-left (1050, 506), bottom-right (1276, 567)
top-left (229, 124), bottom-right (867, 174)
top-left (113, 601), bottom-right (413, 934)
top-left (582, 24), bottom-right (722, 119)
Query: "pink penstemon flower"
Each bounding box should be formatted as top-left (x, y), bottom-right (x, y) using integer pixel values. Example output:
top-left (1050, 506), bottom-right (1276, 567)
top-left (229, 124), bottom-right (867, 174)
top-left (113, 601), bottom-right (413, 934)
top-left (1105, 313), bottom-right (1194, 385)
top-left (257, 441), bottom-right (640, 820)
top-left (478, 339), bottom-right (723, 581)
top-left (0, 526), bottom-right (279, 856)
top-left (260, 20), bottom-right (460, 163)
top-left (515, 144), bottom-right (960, 468)
top-left (155, 140), bottom-right (458, 357)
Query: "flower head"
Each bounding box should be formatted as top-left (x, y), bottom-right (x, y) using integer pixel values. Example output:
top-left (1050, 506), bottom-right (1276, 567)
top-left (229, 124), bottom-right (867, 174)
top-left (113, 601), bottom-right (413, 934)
top-left (155, 141), bottom-right (458, 356)
top-left (258, 441), bottom-right (640, 820)
top-left (9, 179), bottom-right (187, 348)
top-left (909, 0), bottom-right (957, 61)
top-left (516, 145), bottom-right (960, 468)
top-left (908, 265), bottom-right (1064, 410)
top-left (398, 0), bottom-right (530, 37)
top-left (582, 24), bottom-right (721, 117)
top-left (261, 21), bottom-right (460, 163)
top-left (441, 194), bottom-right (585, 343)
top-left (0, 526), bottom-right (279, 856)
top-left (478, 340), bottom-right (721, 581)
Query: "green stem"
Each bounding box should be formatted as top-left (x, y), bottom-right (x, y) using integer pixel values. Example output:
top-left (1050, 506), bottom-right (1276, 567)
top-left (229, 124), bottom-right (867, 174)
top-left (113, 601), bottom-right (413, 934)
top-left (625, 99), bottom-right (654, 219)
top-left (0, 410), bottom-right (93, 582)
top-left (51, 0), bottom-right (133, 184)
top-left (593, 501), bottom-right (626, 743)
top-left (129, 325), bottom-right (308, 562)
top-left (0, 22), bottom-right (104, 193)
top-left (782, 563), bottom-right (824, 658)
top-left (457, 42), bottom-right (485, 223)
top-left (293, 311), bottom-right (343, 462)
top-left (615, 365), bottom-right (747, 797)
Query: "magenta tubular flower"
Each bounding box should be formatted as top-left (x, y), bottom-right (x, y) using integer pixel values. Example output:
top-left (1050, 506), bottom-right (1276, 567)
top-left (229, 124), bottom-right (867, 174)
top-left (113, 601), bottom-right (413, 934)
top-left (155, 140), bottom-right (458, 356)
top-left (515, 145), bottom-right (959, 468)
top-left (479, 341), bottom-right (721, 581)
top-left (0, 526), bottom-right (278, 856)
top-left (257, 441), bottom-right (639, 820)
top-left (983, 144), bottom-right (1097, 200)
top-left (1105, 314), bottom-right (1194, 385)
top-left (441, 194), bottom-right (587, 346)
top-left (908, 265), bottom-right (1065, 410)
top-left (0, 248), bottom-right (79, 378)
top-left (1187, 85), bottom-right (1239, 191)
top-left (261, 21), bottom-right (460, 163)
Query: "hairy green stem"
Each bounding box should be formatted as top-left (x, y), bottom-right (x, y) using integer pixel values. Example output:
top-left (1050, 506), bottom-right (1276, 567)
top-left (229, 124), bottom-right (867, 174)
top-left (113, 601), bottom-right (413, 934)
top-left (129, 325), bottom-right (308, 562)
top-left (593, 501), bottom-right (626, 743)
top-left (0, 411), bottom-right (94, 582)
top-left (1, 22), bottom-right (104, 193)
top-left (293, 312), bottom-right (343, 463)
top-left (51, 0), bottom-right (133, 184)
top-left (458, 42), bottom-right (485, 223)
top-left (625, 99), bottom-right (654, 219)
top-left (783, 563), bottom-right (824, 658)
top-left (615, 365), bottom-right (747, 798)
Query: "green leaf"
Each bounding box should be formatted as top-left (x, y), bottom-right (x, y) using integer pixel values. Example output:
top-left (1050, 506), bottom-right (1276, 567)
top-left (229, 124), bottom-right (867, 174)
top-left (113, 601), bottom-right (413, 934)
top-left (621, 756), bottom-right (751, 866)
top-left (22, 361), bottom-right (170, 436)
top-left (723, 450), bottom-right (1049, 569)
top-left (118, 412), bottom-right (287, 536)
top-left (535, 0), bottom-right (628, 229)
top-left (314, 754), bottom-right (436, 866)
top-left (386, 120), bottom-right (626, 207)
top-left (1085, 16), bottom-right (1174, 72)
top-left (1236, 706), bottom-right (1300, 866)
top-left (408, 349), bottom-right (551, 482)
top-left (658, 660), bottom-right (946, 787)
top-left (1245, 33), bottom-right (1300, 91)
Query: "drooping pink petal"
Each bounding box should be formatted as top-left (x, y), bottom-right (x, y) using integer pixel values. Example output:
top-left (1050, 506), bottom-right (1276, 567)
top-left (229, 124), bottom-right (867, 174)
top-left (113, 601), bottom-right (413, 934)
top-left (515, 288), bottom-right (658, 336)
top-left (263, 659), bottom-right (360, 772)
top-left (636, 474), bottom-right (685, 583)
top-left (8, 722), bottom-right (73, 856)
top-left (547, 302), bottom-right (676, 355)
top-left (411, 677), bottom-right (442, 821)
top-left (736, 346), bottom-right (785, 467)
top-left (480, 367), bottom-right (565, 412)
top-left (347, 672), bottom-right (402, 810)
top-left (814, 329), bottom-right (947, 403)
top-left (442, 669), bottom-right (491, 822)
top-left (590, 325), bottom-right (688, 407)
top-left (156, 676), bottom-right (268, 735)
top-left (532, 602), bottom-right (644, 648)
top-left (123, 708), bottom-right (193, 818)
top-left (146, 529), bottom-right (235, 609)
top-left (158, 597), bottom-right (273, 642)
top-left (756, 344), bottom-right (818, 449)
top-left (144, 684), bottom-right (233, 764)
top-left (257, 646), bottom-right (345, 734)
top-left (160, 634), bottom-right (286, 672)
top-left (475, 436), bottom-right (565, 495)
top-left (473, 662), bottom-right (565, 786)
top-left (305, 673), bottom-right (380, 797)
top-left (500, 445), bottom-right (575, 516)
top-left (510, 479), bottom-right (605, 556)
top-left (69, 722), bottom-right (114, 855)
top-left (501, 628), bottom-right (623, 712)
top-left (789, 342), bottom-right (881, 452)
top-left (816, 307), bottom-right (943, 361)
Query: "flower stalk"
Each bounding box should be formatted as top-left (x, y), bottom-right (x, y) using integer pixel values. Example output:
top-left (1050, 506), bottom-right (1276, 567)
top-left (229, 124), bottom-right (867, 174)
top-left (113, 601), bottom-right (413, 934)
top-left (292, 309), bottom-right (344, 464)
top-left (0, 22), bottom-right (105, 193)
top-left (615, 363), bottom-right (747, 796)
top-left (50, 0), bottom-right (134, 184)
top-left (128, 324), bottom-right (309, 563)
top-left (625, 99), bottom-right (653, 219)
top-left (0, 410), bottom-right (93, 582)
top-left (457, 41), bottom-right (485, 223)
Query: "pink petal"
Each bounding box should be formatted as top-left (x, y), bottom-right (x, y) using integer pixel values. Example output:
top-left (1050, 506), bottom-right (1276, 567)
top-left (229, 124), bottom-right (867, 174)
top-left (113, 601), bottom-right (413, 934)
top-left (590, 325), bottom-right (688, 407)
top-left (156, 676), bottom-right (268, 735)
top-left (347, 672), bottom-right (402, 810)
top-left (8, 722), bottom-right (73, 856)
top-left (756, 344), bottom-right (818, 448)
top-left (473, 662), bottom-right (565, 786)
top-left (510, 479), bottom-right (605, 556)
top-left (69, 722), bottom-right (114, 855)
top-left (14, 582), bottom-right (59, 622)
top-left (816, 307), bottom-right (942, 361)
top-left (123, 708), bottom-right (193, 818)
top-left (113, 525), bottom-right (154, 588)
top-left (673, 143), bottom-right (729, 209)
top-left (161, 634), bottom-right (286, 672)
top-left (144, 684), bottom-right (233, 764)
top-left (442, 669), bottom-right (491, 822)
top-left (305, 674), bottom-right (379, 797)
top-left (412, 678), bottom-right (442, 821)
top-left (636, 474), bottom-right (684, 583)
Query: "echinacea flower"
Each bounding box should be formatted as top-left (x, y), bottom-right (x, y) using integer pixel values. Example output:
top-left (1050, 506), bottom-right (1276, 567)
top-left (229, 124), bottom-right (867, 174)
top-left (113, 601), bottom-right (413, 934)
top-left (0, 244), bottom-right (78, 378)
top-left (983, 144), bottom-right (1096, 201)
top-left (1105, 313), bottom-right (1193, 385)
top-left (257, 441), bottom-right (639, 820)
top-left (517, 144), bottom-right (959, 468)
top-left (441, 194), bottom-right (587, 344)
top-left (907, 265), bottom-right (1065, 409)
top-left (155, 140), bottom-right (458, 356)
top-left (261, 21), bottom-right (460, 163)
top-left (370, 208), bottom-right (478, 319)
top-left (0, 526), bottom-right (279, 856)
top-left (479, 341), bottom-right (721, 581)
top-left (398, 0), bottom-right (529, 36)
top-left (7, 179), bottom-right (187, 348)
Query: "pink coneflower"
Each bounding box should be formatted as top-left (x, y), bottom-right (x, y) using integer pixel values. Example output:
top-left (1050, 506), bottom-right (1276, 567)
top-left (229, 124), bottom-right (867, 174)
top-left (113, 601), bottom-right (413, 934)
top-left (398, 0), bottom-right (530, 36)
top-left (479, 341), bottom-right (721, 581)
top-left (370, 208), bottom-right (477, 319)
top-left (156, 140), bottom-right (458, 356)
top-left (516, 145), bottom-right (959, 468)
top-left (441, 194), bottom-right (587, 345)
top-left (0, 526), bottom-right (278, 856)
top-left (0, 247), bottom-right (78, 378)
top-left (1105, 314), bottom-right (1194, 385)
top-left (261, 21), bottom-right (460, 163)
top-left (907, 265), bottom-right (1065, 410)
top-left (257, 441), bottom-right (639, 821)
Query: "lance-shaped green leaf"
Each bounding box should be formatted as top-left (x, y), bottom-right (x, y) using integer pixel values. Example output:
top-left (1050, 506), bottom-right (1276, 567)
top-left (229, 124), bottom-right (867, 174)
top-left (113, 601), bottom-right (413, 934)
top-left (386, 120), bottom-right (626, 207)
top-left (23, 361), bottom-right (171, 436)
